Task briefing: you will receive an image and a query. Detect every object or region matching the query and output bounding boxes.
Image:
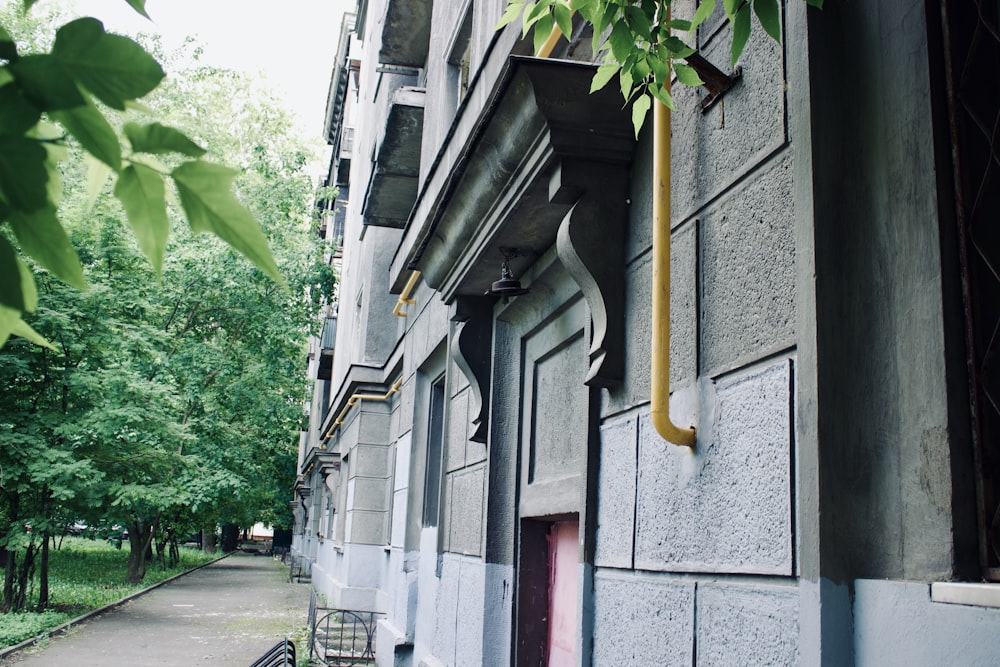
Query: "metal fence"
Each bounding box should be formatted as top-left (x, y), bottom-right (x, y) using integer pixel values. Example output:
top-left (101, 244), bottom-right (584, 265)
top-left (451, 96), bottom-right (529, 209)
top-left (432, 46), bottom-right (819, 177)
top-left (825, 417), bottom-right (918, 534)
top-left (308, 590), bottom-right (381, 666)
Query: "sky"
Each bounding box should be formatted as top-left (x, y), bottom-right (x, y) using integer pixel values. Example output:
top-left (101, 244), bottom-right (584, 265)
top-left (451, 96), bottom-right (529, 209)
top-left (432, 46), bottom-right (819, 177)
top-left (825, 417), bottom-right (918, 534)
top-left (81, 0), bottom-right (358, 142)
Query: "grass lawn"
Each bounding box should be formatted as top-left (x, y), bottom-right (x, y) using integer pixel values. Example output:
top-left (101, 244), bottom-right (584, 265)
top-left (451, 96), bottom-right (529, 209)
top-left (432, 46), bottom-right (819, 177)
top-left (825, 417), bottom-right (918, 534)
top-left (0, 536), bottom-right (216, 648)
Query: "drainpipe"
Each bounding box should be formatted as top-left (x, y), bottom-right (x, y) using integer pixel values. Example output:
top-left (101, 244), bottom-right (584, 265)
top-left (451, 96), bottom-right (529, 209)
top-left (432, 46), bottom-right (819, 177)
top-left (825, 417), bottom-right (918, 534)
top-left (651, 97), bottom-right (695, 447)
top-left (534, 16), bottom-right (694, 446)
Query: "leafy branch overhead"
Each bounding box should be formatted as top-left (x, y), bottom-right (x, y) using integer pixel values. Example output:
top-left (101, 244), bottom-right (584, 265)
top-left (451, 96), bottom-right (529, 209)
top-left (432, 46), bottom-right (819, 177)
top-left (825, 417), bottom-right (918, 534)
top-left (0, 2), bottom-right (284, 349)
top-left (498, 0), bottom-right (823, 135)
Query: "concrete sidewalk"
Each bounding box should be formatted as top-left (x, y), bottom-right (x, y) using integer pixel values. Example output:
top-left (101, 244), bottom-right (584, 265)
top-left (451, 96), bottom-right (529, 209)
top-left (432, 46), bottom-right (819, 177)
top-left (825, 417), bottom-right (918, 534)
top-left (1, 552), bottom-right (311, 666)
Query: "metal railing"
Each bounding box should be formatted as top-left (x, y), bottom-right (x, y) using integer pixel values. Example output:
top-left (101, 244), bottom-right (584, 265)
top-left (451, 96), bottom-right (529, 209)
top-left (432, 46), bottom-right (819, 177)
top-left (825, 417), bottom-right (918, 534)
top-left (308, 591), bottom-right (381, 666)
top-left (288, 553), bottom-right (311, 583)
top-left (249, 638), bottom-right (295, 667)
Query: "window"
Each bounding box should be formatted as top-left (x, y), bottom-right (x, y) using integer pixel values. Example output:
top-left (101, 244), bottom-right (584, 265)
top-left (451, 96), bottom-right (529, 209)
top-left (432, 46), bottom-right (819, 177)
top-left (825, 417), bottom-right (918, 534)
top-left (943, 0), bottom-right (1000, 581)
top-left (446, 6), bottom-right (474, 112)
top-left (422, 377), bottom-right (445, 527)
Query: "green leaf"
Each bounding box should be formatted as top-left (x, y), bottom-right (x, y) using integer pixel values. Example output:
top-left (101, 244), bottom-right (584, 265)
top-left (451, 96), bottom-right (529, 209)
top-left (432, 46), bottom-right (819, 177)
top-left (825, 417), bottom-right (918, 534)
top-left (10, 311), bottom-right (57, 350)
top-left (650, 83), bottom-right (675, 110)
top-left (115, 163), bottom-right (169, 275)
top-left (0, 234), bottom-right (27, 312)
top-left (0, 25), bottom-right (18, 61)
top-left (130, 154), bottom-right (178, 209)
top-left (123, 0), bottom-right (151, 19)
top-left (731, 3), bottom-right (751, 66)
top-left (496, 1), bottom-right (525, 30)
top-left (753, 0), bottom-right (781, 41)
top-left (590, 61), bottom-right (620, 92)
top-left (631, 92), bottom-right (651, 138)
top-left (0, 134), bottom-right (49, 212)
top-left (41, 142), bottom-right (66, 207)
top-left (52, 18), bottom-right (165, 110)
top-left (608, 20), bottom-right (634, 62)
top-left (673, 62), bottom-right (705, 87)
top-left (8, 54), bottom-right (86, 110)
top-left (553, 2), bottom-right (574, 38)
top-left (8, 205), bottom-right (86, 288)
top-left (691, 0), bottom-right (717, 31)
top-left (723, 0), bottom-right (742, 19)
top-left (633, 54), bottom-right (651, 81)
top-left (591, 3), bottom-right (618, 54)
top-left (668, 19), bottom-right (693, 31)
top-left (123, 99), bottom-right (153, 114)
top-left (619, 65), bottom-right (634, 102)
top-left (124, 122), bottom-right (206, 157)
top-left (663, 36), bottom-right (696, 58)
top-left (0, 304), bottom-right (16, 348)
top-left (806, 0), bottom-right (823, 7)
top-left (51, 98), bottom-right (122, 171)
top-left (84, 152), bottom-right (113, 211)
top-left (649, 52), bottom-right (670, 85)
top-left (523, 1), bottom-right (549, 33)
top-left (17, 251), bottom-right (38, 313)
top-left (533, 14), bottom-right (554, 53)
top-left (570, 0), bottom-right (596, 9)
top-left (171, 161), bottom-right (284, 286)
top-left (627, 6), bottom-right (653, 40)
top-left (0, 83), bottom-right (41, 135)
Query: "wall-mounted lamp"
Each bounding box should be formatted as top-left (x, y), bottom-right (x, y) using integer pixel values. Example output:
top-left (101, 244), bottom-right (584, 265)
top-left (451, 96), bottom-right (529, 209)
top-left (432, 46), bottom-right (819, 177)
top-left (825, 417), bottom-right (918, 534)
top-left (485, 247), bottom-right (530, 303)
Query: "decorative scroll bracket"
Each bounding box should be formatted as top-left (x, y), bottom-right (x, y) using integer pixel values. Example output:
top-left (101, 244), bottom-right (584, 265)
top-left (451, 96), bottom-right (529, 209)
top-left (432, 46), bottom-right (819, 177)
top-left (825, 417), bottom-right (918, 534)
top-left (451, 296), bottom-right (494, 443)
top-left (555, 184), bottom-right (626, 388)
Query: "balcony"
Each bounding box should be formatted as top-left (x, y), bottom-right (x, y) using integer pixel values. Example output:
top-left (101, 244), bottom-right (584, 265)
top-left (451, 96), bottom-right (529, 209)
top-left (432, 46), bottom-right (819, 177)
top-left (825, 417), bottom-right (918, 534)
top-left (361, 86), bottom-right (425, 228)
top-left (317, 316), bottom-right (337, 380)
top-left (379, 0), bottom-right (432, 68)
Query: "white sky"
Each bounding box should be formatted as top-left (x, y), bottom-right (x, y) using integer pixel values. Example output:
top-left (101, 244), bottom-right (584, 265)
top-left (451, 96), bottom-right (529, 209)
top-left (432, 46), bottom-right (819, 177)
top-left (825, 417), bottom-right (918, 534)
top-left (78, 0), bottom-right (357, 141)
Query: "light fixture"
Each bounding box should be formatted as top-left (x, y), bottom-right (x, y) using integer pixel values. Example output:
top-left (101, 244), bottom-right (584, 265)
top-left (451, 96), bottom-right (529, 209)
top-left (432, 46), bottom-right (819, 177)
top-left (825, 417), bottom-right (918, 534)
top-left (485, 247), bottom-right (530, 303)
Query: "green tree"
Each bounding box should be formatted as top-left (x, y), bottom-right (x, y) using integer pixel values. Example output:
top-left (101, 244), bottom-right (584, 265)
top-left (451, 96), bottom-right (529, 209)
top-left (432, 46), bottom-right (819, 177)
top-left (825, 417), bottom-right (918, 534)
top-left (1, 9), bottom-right (334, 594)
top-left (0, 0), bottom-right (284, 349)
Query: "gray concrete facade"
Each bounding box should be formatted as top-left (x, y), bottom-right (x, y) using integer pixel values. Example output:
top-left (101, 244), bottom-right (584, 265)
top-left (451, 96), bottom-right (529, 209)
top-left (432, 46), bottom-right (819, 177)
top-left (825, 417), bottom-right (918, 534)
top-left (294, 0), bottom-right (1000, 664)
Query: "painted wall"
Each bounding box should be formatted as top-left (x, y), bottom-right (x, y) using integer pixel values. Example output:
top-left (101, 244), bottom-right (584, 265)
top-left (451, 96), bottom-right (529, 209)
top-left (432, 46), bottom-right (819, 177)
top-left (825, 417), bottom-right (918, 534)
top-left (854, 580), bottom-right (1000, 665)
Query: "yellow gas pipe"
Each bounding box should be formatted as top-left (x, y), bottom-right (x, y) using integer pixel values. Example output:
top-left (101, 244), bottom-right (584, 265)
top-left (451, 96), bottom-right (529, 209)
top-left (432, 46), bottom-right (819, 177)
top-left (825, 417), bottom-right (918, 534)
top-left (535, 16), bottom-right (694, 447)
top-left (393, 271), bottom-right (421, 317)
top-left (323, 377), bottom-right (403, 443)
top-left (651, 97), bottom-right (695, 447)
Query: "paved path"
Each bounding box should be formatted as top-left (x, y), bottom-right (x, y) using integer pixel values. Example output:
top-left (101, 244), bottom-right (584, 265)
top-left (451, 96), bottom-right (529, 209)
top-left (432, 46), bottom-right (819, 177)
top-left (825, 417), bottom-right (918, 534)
top-left (2, 552), bottom-right (311, 666)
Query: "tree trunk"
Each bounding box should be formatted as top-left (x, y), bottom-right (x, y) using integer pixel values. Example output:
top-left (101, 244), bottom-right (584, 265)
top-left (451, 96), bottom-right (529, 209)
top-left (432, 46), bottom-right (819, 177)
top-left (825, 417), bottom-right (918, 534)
top-left (126, 520), bottom-right (147, 585)
top-left (202, 527), bottom-right (217, 554)
top-left (3, 492), bottom-right (18, 612)
top-left (37, 532), bottom-right (49, 610)
top-left (169, 534), bottom-right (180, 567)
top-left (2, 549), bottom-right (15, 613)
top-left (13, 542), bottom-right (36, 612)
top-left (221, 523), bottom-right (239, 553)
top-left (155, 536), bottom-right (166, 568)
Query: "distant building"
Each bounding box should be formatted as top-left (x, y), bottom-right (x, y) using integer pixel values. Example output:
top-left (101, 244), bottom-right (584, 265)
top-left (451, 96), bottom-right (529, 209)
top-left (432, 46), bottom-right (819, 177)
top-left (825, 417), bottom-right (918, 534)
top-left (294, 1), bottom-right (1000, 664)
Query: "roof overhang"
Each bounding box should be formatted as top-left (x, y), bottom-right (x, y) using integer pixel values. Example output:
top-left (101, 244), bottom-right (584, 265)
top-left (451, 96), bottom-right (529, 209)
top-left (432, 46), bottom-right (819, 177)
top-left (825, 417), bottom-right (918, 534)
top-left (392, 56), bottom-right (635, 302)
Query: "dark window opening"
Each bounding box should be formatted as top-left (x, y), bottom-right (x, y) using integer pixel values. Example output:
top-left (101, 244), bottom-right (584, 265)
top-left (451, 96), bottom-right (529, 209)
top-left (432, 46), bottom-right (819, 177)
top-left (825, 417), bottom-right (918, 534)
top-left (422, 377), bottom-right (445, 527)
top-left (943, 0), bottom-right (1000, 580)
